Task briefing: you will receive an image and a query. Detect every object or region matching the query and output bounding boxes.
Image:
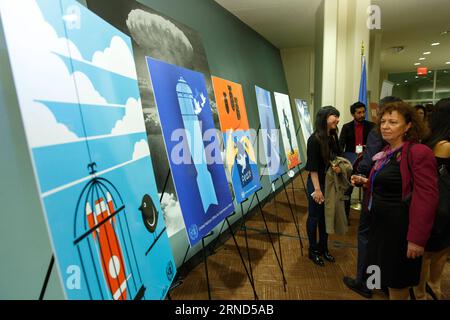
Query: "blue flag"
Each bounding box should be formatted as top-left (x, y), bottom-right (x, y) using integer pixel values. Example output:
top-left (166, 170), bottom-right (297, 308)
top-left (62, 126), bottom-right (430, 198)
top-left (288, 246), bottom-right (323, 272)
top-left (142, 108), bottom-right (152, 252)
top-left (359, 56), bottom-right (369, 120)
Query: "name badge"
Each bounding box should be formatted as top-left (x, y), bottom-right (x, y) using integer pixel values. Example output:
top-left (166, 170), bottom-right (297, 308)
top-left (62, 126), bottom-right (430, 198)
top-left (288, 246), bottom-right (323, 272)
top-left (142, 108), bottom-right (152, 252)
top-left (356, 144), bottom-right (363, 154)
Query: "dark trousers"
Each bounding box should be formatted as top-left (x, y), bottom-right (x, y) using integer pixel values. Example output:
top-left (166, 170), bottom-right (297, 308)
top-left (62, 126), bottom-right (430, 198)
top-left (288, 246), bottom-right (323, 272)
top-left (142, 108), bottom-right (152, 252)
top-left (356, 207), bottom-right (371, 284)
top-left (306, 176), bottom-right (328, 252)
top-left (344, 186), bottom-right (353, 220)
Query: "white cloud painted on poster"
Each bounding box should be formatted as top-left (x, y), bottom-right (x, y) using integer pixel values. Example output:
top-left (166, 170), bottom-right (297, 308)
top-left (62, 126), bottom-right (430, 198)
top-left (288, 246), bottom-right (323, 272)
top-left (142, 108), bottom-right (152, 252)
top-left (91, 36), bottom-right (138, 80)
top-left (111, 98), bottom-right (146, 135)
top-left (132, 139), bottom-right (151, 160)
top-left (0, 0), bottom-right (143, 148)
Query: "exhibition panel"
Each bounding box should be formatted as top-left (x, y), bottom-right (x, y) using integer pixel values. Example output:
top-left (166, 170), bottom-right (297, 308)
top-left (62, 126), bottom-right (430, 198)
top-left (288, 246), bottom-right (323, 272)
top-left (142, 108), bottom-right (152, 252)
top-left (0, 0), bottom-right (175, 300)
top-left (255, 85), bottom-right (285, 182)
top-left (212, 76), bottom-right (262, 203)
top-left (147, 58), bottom-right (234, 247)
top-left (274, 92), bottom-right (302, 170)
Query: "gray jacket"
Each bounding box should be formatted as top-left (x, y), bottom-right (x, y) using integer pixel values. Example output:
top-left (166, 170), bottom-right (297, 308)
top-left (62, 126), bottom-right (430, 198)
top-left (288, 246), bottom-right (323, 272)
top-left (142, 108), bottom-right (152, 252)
top-left (325, 157), bottom-right (353, 235)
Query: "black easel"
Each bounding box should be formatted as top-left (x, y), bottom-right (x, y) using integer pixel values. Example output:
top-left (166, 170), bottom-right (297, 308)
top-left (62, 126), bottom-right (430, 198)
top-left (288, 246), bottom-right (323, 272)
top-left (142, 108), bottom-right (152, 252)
top-left (39, 254), bottom-right (55, 300)
top-left (201, 231), bottom-right (214, 300)
top-left (225, 210), bottom-right (259, 300)
top-left (280, 170), bottom-right (304, 256)
top-left (254, 187), bottom-right (288, 289)
top-left (293, 125), bottom-right (309, 199)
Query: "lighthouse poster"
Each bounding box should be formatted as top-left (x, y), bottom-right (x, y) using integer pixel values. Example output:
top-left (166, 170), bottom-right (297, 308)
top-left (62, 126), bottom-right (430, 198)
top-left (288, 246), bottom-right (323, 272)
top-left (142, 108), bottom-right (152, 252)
top-left (274, 92), bottom-right (301, 170)
top-left (0, 0), bottom-right (175, 299)
top-left (212, 77), bottom-right (261, 203)
top-left (255, 86), bottom-right (285, 182)
top-left (146, 58), bottom-right (234, 246)
top-left (87, 0), bottom-right (220, 239)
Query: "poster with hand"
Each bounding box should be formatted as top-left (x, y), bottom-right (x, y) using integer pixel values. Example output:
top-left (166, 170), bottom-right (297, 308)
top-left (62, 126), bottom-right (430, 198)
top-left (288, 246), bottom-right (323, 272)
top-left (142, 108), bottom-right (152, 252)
top-left (212, 77), bottom-right (261, 203)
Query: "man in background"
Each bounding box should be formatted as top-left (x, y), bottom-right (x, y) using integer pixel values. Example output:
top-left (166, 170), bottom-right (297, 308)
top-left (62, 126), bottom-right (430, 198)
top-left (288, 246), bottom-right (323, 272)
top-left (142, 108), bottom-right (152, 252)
top-left (339, 102), bottom-right (374, 223)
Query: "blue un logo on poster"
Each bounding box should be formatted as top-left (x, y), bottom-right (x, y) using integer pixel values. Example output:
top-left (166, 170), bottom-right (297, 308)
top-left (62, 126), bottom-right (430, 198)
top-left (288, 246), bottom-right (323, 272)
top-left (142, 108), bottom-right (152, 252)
top-left (166, 261), bottom-right (174, 281)
top-left (189, 224), bottom-right (199, 241)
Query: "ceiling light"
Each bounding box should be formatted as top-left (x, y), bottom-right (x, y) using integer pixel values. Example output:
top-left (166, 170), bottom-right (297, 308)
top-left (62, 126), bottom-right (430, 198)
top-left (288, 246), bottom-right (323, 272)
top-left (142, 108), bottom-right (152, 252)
top-left (441, 31), bottom-right (449, 36)
top-left (446, 62), bottom-right (450, 65)
top-left (405, 80), bottom-right (408, 83)
top-left (414, 63), bottom-right (421, 66)
top-left (431, 42), bottom-right (440, 46)
top-left (419, 57), bottom-right (426, 60)
top-left (415, 76), bottom-right (419, 79)
top-left (396, 83), bottom-right (400, 86)
top-left (423, 52), bottom-right (431, 55)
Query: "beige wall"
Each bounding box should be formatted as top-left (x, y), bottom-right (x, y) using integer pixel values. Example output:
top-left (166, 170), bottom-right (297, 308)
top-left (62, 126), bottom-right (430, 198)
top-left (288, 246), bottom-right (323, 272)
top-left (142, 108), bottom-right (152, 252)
top-left (280, 46), bottom-right (315, 154)
top-left (316, 0), bottom-right (371, 128)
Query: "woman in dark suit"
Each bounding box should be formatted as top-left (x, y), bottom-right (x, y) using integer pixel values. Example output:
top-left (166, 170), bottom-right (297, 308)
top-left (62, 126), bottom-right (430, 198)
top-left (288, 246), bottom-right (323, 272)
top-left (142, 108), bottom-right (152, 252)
top-left (352, 102), bottom-right (438, 299)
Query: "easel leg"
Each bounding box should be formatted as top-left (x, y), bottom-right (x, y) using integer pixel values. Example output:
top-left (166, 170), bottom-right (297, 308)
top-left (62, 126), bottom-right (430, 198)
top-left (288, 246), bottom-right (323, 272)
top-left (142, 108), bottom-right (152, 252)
top-left (39, 254), bottom-right (55, 300)
top-left (283, 175), bottom-right (304, 256)
top-left (255, 192), bottom-right (287, 286)
top-left (210, 220), bottom-right (227, 253)
top-left (202, 237), bottom-right (211, 300)
top-left (225, 217), bottom-right (259, 300)
top-left (272, 186), bottom-right (287, 291)
top-left (239, 202), bottom-right (255, 286)
top-left (298, 169), bottom-right (309, 199)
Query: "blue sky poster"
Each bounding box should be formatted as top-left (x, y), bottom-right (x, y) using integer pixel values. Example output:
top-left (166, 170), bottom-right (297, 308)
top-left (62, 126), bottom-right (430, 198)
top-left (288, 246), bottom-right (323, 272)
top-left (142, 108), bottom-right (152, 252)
top-left (255, 86), bottom-right (285, 182)
top-left (0, 0), bottom-right (175, 300)
top-left (146, 58), bottom-right (234, 246)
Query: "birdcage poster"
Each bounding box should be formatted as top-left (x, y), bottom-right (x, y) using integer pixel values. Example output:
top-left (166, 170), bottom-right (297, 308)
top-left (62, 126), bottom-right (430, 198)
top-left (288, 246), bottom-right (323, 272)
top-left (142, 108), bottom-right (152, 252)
top-left (295, 99), bottom-right (313, 146)
top-left (274, 92), bottom-right (301, 170)
top-left (255, 86), bottom-right (285, 182)
top-left (146, 58), bottom-right (234, 246)
top-left (212, 76), bottom-right (262, 203)
top-left (0, 0), bottom-right (175, 299)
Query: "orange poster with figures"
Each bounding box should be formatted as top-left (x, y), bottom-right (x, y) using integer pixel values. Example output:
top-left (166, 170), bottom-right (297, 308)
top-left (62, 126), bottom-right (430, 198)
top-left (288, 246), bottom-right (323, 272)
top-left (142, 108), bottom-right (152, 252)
top-left (211, 76), bottom-right (250, 131)
top-left (211, 76), bottom-right (261, 203)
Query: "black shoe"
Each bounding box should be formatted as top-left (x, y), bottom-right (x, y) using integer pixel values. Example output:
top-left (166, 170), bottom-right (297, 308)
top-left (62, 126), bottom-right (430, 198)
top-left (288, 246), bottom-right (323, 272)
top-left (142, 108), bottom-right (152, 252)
top-left (409, 288), bottom-right (416, 300)
top-left (309, 250), bottom-right (325, 267)
top-left (322, 251), bottom-right (335, 263)
top-left (381, 286), bottom-right (389, 297)
top-left (426, 283), bottom-right (438, 300)
top-left (343, 277), bottom-right (372, 299)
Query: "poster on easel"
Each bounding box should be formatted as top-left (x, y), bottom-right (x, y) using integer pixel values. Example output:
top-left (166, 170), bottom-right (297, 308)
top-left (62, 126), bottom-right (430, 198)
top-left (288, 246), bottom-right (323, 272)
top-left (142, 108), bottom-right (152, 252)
top-left (0, 0), bottom-right (175, 300)
top-left (87, 0), bottom-right (220, 239)
top-left (274, 92), bottom-right (301, 170)
top-left (294, 99), bottom-right (313, 146)
top-left (146, 58), bottom-right (234, 246)
top-left (212, 77), bottom-right (261, 203)
top-left (255, 86), bottom-right (285, 182)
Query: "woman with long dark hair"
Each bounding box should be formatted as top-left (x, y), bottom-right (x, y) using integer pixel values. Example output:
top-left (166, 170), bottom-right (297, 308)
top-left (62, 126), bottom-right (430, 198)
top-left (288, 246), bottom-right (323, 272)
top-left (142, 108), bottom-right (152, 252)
top-left (414, 98), bottom-right (450, 299)
top-left (305, 106), bottom-right (342, 266)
